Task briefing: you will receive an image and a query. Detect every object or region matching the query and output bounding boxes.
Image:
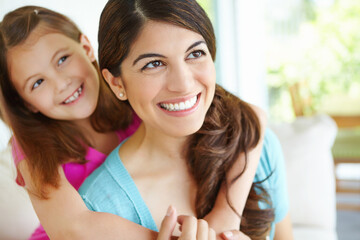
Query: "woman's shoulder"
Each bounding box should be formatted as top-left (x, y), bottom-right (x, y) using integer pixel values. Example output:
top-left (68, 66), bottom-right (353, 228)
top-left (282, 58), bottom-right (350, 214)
top-left (80, 147), bottom-right (117, 190)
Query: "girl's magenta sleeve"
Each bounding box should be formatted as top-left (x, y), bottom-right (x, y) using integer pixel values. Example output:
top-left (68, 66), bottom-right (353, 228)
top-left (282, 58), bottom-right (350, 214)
top-left (11, 138), bottom-right (26, 186)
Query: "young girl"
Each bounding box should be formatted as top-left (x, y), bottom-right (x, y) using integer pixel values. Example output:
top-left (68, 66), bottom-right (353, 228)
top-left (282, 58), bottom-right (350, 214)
top-left (79, 0), bottom-right (293, 240)
top-left (0, 5), bottom-right (273, 240)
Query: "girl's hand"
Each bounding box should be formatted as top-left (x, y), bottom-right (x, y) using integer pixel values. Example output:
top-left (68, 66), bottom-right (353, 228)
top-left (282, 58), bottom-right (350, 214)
top-left (220, 230), bottom-right (250, 240)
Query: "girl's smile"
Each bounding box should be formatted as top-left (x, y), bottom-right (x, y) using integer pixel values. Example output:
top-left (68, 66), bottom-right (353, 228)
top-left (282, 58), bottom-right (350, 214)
top-left (62, 84), bottom-right (84, 105)
top-left (7, 27), bottom-right (99, 122)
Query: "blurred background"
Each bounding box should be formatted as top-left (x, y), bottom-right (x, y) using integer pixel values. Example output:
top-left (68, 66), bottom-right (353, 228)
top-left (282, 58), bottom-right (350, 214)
top-left (0, 0), bottom-right (359, 239)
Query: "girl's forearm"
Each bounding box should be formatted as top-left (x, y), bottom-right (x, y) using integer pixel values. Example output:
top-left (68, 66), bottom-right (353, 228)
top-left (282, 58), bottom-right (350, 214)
top-left (205, 106), bottom-right (267, 233)
top-left (20, 161), bottom-right (158, 240)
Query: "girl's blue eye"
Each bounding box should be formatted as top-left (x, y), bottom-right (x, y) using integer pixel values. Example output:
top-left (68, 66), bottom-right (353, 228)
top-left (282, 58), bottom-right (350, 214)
top-left (142, 60), bottom-right (163, 71)
top-left (32, 79), bottom-right (44, 90)
top-left (58, 56), bottom-right (68, 65)
top-left (187, 50), bottom-right (205, 59)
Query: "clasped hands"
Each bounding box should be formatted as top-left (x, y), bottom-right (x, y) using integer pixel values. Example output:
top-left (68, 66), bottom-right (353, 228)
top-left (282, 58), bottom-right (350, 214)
top-left (157, 206), bottom-right (250, 240)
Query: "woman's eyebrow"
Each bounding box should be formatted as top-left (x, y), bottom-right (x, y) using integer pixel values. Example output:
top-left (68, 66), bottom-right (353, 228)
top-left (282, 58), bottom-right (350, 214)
top-left (132, 53), bottom-right (165, 66)
top-left (186, 40), bottom-right (206, 52)
top-left (132, 40), bottom-right (206, 66)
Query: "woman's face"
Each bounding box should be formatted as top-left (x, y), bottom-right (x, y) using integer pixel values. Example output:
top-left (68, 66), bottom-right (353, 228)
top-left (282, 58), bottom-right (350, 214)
top-left (113, 21), bottom-right (216, 137)
top-left (7, 27), bottom-right (100, 122)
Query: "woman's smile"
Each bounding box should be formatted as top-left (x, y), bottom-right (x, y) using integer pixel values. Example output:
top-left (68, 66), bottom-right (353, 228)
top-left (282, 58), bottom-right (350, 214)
top-left (158, 93), bottom-right (201, 116)
top-left (112, 21), bottom-right (216, 137)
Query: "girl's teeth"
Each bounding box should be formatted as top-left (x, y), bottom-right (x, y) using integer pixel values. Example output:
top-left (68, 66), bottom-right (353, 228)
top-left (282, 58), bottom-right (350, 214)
top-left (64, 86), bottom-right (82, 104)
top-left (160, 95), bottom-right (198, 111)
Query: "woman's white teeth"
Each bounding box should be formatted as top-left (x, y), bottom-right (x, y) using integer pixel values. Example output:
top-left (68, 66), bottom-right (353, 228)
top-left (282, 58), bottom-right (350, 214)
top-left (160, 95), bottom-right (197, 111)
top-left (64, 86), bottom-right (82, 104)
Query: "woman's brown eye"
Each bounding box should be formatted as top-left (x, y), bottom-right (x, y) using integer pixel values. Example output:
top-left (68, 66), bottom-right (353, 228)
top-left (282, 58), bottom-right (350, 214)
top-left (188, 50), bottom-right (205, 59)
top-left (143, 60), bottom-right (163, 70)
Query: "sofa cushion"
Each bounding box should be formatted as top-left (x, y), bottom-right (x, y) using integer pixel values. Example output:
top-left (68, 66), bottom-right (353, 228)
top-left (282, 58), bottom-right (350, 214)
top-left (0, 145), bottom-right (39, 240)
top-left (269, 114), bottom-right (338, 232)
top-left (293, 226), bottom-right (338, 240)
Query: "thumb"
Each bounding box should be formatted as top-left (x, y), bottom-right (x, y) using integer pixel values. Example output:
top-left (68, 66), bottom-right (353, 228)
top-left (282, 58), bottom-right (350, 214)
top-left (220, 230), bottom-right (251, 240)
top-left (157, 205), bottom-right (177, 240)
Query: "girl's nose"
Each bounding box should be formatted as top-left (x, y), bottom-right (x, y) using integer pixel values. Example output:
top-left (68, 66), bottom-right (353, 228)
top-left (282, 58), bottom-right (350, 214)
top-left (55, 75), bottom-right (72, 93)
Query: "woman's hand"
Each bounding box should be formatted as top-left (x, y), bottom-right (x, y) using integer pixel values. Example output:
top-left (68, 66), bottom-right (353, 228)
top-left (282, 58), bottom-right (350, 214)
top-left (157, 206), bottom-right (216, 240)
top-left (158, 206), bottom-right (250, 240)
top-left (177, 215), bottom-right (216, 240)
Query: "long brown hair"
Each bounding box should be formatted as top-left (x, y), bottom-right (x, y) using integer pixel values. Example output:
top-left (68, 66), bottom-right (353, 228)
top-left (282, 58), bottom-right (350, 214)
top-left (0, 6), bottom-right (132, 198)
top-left (99, 0), bottom-right (274, 238)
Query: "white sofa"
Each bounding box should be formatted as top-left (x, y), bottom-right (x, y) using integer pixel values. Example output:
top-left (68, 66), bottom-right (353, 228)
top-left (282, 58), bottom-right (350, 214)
top-left (0, 115), bottom-right (338, 240)
top-left (269, 114), bottom-right (338, 240)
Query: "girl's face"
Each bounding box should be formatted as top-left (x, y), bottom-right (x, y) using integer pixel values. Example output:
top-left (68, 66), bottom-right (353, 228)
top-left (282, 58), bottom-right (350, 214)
top-left (106, 21), bottom-right (216, 138)
top-left (7, 27), bottom-right (100, 122)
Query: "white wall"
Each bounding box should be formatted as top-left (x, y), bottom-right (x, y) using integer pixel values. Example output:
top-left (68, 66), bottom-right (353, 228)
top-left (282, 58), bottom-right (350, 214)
top-left (215, 0), bottom-right (269, 111)
top-left (0, 0), bottom-right (108, 150)
top-left (0, 120), bottom-right (11, 151)
top-left (0, 0), bottom-right (108, 58)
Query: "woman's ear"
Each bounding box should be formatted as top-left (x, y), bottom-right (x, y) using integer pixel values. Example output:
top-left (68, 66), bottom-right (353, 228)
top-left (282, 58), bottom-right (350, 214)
top-left (79, 34), bottom-right (96, 62)
top-left (102, 69), bottom-right (127, 100)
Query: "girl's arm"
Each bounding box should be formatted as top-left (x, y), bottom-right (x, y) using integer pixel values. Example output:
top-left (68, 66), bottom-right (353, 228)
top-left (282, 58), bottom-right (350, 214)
top-left (18, 160), bottom-right (158, 240)
top-left (274, 214), bottom-right (293, 240)
top-left (204, 105), bottom-right (267, 234)
top-left (19, 159), bottom-right (237, 240)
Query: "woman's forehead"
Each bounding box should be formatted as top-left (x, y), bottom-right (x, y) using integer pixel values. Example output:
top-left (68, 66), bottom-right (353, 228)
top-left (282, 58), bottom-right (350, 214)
top-left (128, 21), bottom-right (204, 53)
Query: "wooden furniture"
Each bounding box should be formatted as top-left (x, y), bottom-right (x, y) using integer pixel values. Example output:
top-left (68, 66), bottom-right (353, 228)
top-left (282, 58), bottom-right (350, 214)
top-left (289, 82), bottom-right (360, 210)
top-left (331, 115), bottom-right (360, 128)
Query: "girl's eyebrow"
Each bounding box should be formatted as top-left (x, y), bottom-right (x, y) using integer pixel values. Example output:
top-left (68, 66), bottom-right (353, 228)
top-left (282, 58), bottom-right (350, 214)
top-left (51, 47), bottom-right (69, 62)
top-left (132, 40), bottom-right (206, 66)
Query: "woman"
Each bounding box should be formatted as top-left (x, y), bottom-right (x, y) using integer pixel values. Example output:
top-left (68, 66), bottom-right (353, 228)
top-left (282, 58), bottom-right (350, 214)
top-left (79, 0), bottom-right (293, 239)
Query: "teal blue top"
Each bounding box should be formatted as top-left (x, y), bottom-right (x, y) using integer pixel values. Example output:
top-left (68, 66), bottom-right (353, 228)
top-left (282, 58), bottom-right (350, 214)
top-left (79, 129), bottom-right (289, 239)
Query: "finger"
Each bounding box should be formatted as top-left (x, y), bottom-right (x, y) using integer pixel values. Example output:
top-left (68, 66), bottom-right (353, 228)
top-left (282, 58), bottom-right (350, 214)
top-left (220, 230), bottom-right (251, 240)
top-left (208, 227), bottom-right (216, 240)
top-left (177, 215), bottom-right (197, 240)
top-left (157, 206), bottom-right (177, 240)
top-left (196, 219), bottom-right (208, 240)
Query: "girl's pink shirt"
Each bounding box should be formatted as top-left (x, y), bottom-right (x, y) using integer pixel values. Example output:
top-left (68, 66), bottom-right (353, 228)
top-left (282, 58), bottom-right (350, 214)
top-left (11, 114), bottom-right (141, 189)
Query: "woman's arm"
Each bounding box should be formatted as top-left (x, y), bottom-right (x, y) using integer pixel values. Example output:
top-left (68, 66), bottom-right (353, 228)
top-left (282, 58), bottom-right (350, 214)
top-left (18, 160), bottom-right (158, 240)
top-left (204, 105), bottom-right (267, 234)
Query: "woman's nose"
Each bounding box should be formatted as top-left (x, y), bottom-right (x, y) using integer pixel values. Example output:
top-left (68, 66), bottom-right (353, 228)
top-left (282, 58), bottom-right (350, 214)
top-left (167, 63), bottom-right (195, 92)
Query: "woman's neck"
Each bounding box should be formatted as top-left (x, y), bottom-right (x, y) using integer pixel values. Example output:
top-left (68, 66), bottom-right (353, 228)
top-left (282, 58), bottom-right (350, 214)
top-left (120, 123), bottom-right (189, 167)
